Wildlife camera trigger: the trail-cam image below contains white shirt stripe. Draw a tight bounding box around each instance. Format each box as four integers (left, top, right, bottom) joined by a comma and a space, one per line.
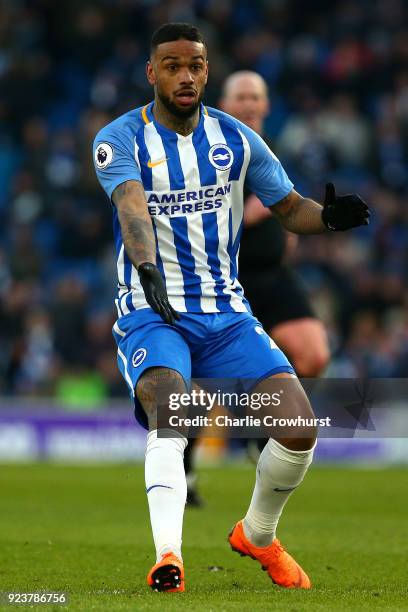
177, 134, 218, 312
153, 216, 187, 312
134, 137, 141, 170
144, 123, 170, 191
116, 244, 131, 315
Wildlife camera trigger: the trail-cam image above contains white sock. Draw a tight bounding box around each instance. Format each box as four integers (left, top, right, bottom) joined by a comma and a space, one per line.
244, 439, 315, 547
145, 429, 187, 562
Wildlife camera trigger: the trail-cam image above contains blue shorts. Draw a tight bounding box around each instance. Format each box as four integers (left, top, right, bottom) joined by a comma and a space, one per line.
113, 309, 295, 429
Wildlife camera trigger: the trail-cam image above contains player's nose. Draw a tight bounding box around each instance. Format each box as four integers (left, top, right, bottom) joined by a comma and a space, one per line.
178, 67, 194, 84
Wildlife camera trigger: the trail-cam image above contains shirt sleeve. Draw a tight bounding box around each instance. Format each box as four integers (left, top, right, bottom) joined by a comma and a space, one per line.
93, 129, 141, 201
240, 122, 294, 207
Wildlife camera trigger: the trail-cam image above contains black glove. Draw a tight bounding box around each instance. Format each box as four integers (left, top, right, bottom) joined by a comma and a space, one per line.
321, 182, 370, 231
138, 262, 180, 325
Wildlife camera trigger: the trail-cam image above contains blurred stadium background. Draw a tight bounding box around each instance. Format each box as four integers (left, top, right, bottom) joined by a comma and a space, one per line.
0, 0, 407, 465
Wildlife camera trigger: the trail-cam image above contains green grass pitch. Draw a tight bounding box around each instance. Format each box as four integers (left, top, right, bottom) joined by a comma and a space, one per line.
0, 462, 407, 611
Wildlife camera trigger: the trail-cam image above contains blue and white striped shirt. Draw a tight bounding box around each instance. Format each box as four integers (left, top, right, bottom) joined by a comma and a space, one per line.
93, 102, 293, 318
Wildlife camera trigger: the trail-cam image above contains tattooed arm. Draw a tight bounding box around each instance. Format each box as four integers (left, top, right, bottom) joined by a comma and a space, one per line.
112, 179, 156, 267
112, 179, 179, 324
271, 185, 370, 234
271, 190, 327, 234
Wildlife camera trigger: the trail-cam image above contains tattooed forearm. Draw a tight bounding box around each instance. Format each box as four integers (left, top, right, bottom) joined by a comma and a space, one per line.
119, 209, 156, 266
272, 192, 299, 228
271, 190, 326, 234
113, 180, 156, 267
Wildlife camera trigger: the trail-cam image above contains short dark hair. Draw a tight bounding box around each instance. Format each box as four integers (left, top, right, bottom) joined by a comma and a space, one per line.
150, 22, 206, 54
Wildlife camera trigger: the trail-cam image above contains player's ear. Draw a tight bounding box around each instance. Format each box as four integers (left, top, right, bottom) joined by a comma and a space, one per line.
146, 60, 156, 86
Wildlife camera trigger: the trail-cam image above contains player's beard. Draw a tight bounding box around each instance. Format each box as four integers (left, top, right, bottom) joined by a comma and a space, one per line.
157, 87, 204, 119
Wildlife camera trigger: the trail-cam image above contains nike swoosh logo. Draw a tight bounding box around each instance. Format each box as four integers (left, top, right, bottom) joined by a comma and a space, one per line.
273, 487, 296, 492
146, 484, 173, 494
147, 157, 169, 168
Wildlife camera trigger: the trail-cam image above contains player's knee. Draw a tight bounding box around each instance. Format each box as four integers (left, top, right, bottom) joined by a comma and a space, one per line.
278, 432, 316, 451
136, 367, 186, 415
281, 390, 317, 451
254, 374, 317, 449
278, 417, 317, 451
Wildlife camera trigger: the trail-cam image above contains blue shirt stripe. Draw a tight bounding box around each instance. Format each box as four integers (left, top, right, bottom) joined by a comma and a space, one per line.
219, 120, 245, 182
192, 119, 217, 186
122, 250, 135, 312
227, 210, 250, 309
201, 211, 230, 310
112, 207, 134, 314
152, 219, 166, 284
113, 209, 125, 315
169, 216, 203, 312
123, 251, 132, 287
112, 207, 123, 258
227, 208, 236, 280
135, 128, 152, 191
226, 209, 249, 306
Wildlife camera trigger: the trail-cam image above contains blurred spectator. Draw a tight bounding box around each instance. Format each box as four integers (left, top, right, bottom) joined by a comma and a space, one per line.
317, 94, 372, 167
50, 276, 89, 366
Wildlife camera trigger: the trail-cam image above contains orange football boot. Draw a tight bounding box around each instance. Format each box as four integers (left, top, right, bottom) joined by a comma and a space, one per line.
147, 552, 185, 592
228, 520, 311, 589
